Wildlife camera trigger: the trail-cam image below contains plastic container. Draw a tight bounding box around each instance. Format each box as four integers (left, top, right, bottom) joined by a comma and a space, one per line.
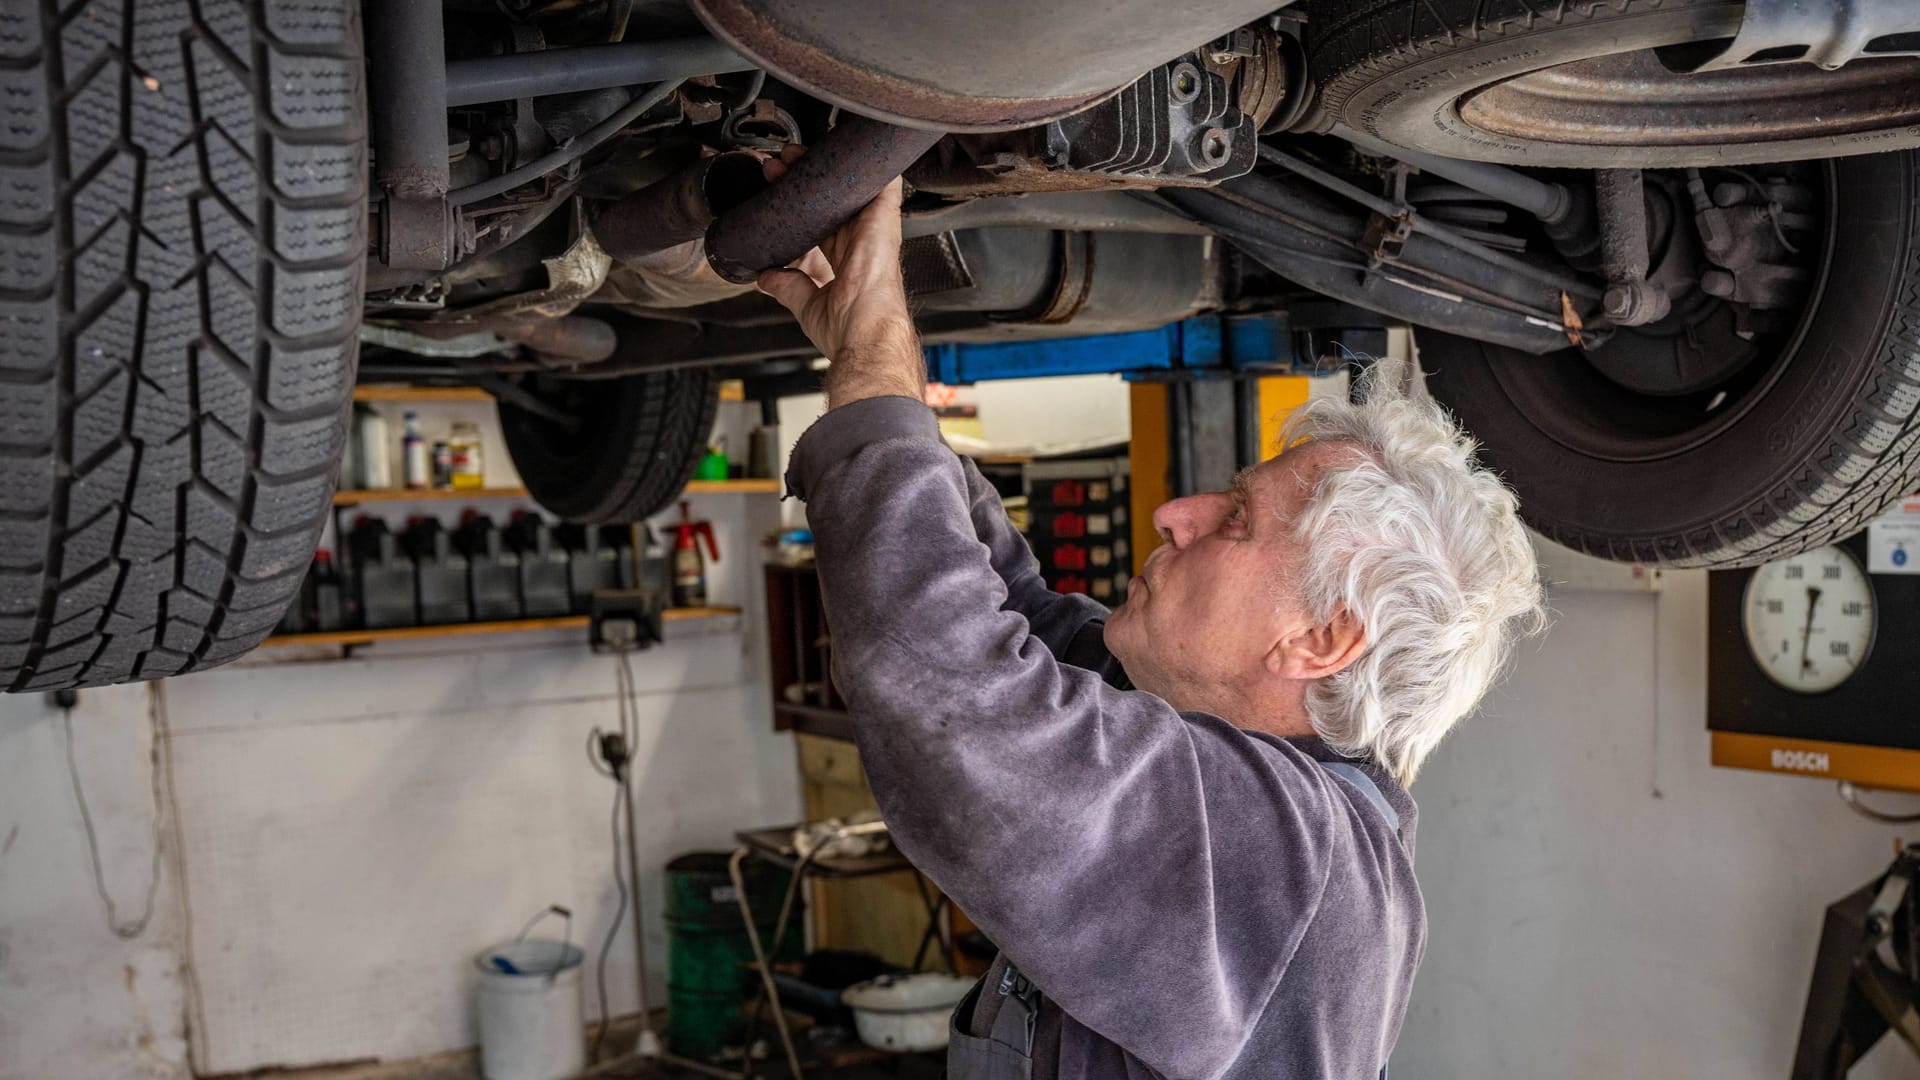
474, 939, 586, 1080
352, 405, 393, 489
403, 518, 471, 625
456, 514, 522, 620
450, 420, 485, 489
505, 514, 571, 617
841, 973, 974, 1052
402, 412, 429, 489
348, 519, 417, 628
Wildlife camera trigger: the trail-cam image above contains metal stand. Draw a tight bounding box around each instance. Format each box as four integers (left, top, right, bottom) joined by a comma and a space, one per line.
1793, 845, 1920, 1079
727, 822, 953, 1077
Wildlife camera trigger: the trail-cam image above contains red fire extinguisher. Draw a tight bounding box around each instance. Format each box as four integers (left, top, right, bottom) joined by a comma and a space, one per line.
670, 501, 719, 608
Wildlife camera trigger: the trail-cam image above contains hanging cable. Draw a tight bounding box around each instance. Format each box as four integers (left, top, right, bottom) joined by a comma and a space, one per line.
1839, 781, 1920, 823
60, 695, 163, 939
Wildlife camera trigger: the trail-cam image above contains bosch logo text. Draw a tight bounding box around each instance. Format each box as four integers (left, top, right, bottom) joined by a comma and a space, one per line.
1771, 749, 1830, 773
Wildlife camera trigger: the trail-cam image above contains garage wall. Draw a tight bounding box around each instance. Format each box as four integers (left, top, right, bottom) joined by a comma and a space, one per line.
1397, 568, 1920, 1080
0, 490, 802, 1078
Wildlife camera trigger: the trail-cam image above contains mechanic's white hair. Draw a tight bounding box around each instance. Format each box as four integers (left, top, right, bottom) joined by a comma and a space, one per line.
1278, 356, 1546, 785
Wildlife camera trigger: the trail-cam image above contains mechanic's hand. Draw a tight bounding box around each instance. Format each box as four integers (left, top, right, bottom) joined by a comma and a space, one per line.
756, 148, 925, 408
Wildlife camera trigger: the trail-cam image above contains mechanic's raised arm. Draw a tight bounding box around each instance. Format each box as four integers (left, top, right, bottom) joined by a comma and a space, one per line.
756, 165, 1111, 666
764, 180, 1336, 1079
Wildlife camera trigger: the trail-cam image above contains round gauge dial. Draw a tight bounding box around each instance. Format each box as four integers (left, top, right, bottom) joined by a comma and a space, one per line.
1742, 544, 1876, 694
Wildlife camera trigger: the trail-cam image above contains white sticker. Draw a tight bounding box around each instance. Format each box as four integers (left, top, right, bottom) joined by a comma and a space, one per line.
1868, 495, 1920, 573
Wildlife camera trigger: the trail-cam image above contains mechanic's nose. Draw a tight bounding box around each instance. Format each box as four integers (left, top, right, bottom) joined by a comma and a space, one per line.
1153, 493, 1226, 548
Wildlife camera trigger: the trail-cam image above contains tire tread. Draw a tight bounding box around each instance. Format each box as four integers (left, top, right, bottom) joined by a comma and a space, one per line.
0, 0, 363, 689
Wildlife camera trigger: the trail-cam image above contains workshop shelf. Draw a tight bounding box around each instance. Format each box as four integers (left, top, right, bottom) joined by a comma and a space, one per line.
332, 486, 532, 505
353, 381, 746, 402
333, 480, 776, 505
259, 607, 741, 649
351, 385, 494, 403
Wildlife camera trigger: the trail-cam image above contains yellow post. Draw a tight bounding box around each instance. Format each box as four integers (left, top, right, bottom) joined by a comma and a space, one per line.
1128, 375, 1317, 575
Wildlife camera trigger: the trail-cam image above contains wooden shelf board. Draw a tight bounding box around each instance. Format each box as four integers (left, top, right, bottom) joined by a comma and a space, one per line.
334, 487, 530, 505
683, 478, 780, 494
353, 385, 494, 403
259, 607, 740, 649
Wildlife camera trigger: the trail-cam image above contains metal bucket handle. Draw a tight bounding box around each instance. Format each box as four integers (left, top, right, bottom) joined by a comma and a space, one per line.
511, 903, 574, 985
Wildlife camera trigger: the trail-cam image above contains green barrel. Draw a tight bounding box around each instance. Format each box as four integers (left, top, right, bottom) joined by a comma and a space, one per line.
664, 852, 802, 1061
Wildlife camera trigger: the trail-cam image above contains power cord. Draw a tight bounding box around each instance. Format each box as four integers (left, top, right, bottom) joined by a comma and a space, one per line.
1839, 781, 1920, 824
587, 647, 659, 1063
55, 689, 163, 939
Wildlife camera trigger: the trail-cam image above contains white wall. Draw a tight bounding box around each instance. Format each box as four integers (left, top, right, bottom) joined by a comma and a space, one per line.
0, 485, 801, 1078
1397, 569, 1920, 1080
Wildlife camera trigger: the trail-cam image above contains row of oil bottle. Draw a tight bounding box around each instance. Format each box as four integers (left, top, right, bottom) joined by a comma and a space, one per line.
275, 504, 721, 635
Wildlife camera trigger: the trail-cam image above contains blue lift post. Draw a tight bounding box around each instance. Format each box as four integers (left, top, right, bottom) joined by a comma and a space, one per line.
921, 313, 1304, 385
922, 312, 1335, 500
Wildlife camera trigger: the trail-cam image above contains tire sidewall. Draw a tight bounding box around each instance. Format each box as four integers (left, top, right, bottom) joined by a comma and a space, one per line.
1311, 1, 1920, 167
1425, 150, 1916, 563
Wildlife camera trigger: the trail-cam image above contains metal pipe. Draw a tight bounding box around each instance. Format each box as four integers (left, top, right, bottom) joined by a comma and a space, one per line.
1255, 144, 1604, 300
592, 151, 767, 262
445, 36, 755, 107
1339, 127, 1571, 224
366, 0, 452, 269
448, 79, 685, 207
705, 114, 943, 284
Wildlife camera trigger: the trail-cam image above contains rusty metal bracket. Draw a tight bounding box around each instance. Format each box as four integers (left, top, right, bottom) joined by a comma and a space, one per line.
1678, 0, 1920, 72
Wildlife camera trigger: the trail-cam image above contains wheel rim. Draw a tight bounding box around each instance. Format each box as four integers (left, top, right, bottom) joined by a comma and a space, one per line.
1460, 49, 1920, 151
1488, 160, 1836, 464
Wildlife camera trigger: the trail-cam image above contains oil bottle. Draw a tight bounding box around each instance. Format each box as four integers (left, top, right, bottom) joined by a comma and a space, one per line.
668, 501, 718, 609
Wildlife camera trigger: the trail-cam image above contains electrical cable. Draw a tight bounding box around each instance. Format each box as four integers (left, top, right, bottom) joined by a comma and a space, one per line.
61, 699, 163, 939
1839, 781, 1920, 823
588, 652, 635, 1062
448, 79, 686, 207
590, 774, 630, 1061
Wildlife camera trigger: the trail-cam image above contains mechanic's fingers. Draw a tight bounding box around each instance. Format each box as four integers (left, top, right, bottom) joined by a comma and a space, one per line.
794, 247, 835, 286
761, 142, 808, 182
756, 267, 820, 315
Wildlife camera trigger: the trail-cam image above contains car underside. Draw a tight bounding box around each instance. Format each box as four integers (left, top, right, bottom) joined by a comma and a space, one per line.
9, 0, 1920, 688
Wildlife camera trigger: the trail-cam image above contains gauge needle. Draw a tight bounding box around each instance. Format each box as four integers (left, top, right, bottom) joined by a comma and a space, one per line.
1799, 586, 1823, 673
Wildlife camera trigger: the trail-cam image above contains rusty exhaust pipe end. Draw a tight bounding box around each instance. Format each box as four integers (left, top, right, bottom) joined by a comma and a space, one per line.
704, 114, 942, 284
593, 150, 770, 263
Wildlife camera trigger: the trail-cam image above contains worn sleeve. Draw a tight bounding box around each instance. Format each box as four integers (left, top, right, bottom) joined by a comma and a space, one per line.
955, 454, 1115, 669
787, 396, 1343, 1080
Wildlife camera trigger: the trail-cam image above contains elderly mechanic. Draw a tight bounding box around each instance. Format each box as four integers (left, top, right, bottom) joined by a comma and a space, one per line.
758, 176, 1545, 1080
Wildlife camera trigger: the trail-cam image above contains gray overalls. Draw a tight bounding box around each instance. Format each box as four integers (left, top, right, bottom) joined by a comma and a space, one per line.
945, 761, 1404, 1079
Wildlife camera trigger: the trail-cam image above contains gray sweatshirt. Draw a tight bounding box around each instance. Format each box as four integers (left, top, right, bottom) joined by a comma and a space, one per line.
786, 396, 1425, 1080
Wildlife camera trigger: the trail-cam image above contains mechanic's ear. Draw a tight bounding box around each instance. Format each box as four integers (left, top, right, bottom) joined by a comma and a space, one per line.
1269, 607, 1366, 681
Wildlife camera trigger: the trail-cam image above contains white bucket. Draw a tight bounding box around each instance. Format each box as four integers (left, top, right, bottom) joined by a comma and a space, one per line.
474, 939, 587, 1080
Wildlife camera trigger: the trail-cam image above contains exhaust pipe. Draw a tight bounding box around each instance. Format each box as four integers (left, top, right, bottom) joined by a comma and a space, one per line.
592, 150, 769, 262
703, 115, 941, 284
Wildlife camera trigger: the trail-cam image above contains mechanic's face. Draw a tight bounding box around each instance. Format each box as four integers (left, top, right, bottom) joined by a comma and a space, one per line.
1105, 441, 1365, 711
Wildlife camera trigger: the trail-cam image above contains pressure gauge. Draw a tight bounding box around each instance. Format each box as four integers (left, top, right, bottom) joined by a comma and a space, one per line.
1742, 544, 1877, 694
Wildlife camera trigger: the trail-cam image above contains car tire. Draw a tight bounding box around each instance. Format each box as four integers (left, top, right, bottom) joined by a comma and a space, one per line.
499, 369, 721, 523
0, 0, 365, 689
1422, 149, 1920, 569
1302, 0, 1920, 168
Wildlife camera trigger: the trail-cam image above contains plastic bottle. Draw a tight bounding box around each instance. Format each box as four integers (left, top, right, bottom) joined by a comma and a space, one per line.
431, 439, 453, 489
449, 420, 485, 489
353, 405, 392, 489
402, 411, 429, 489
669, 501, 719, 608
